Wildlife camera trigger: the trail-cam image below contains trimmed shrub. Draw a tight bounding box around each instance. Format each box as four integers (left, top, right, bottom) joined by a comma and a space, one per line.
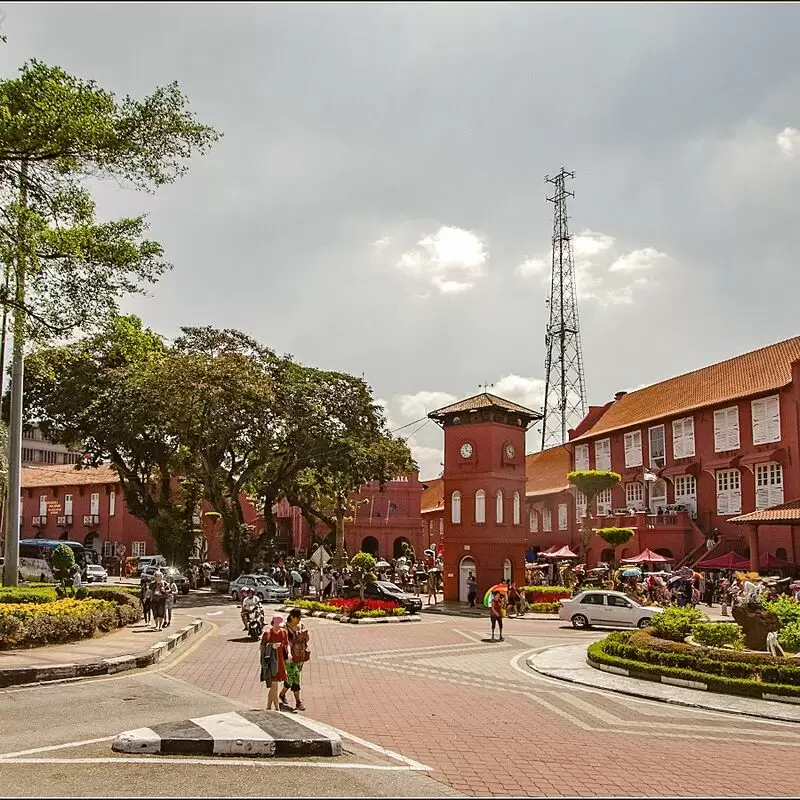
765, 596, 800, 629
522, 586, 571, 604
0, 587, 57, 605
86, 587, 142, 626
691, 622, 744, 649
293, 599, 339, 614
649, 606, 707, 641
528, 602, 560, 614
0, 598, 117, 649
778, 621, 800, 653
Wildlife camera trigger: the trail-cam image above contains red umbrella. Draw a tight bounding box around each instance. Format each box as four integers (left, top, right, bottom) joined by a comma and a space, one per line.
621, 548, 672, 564
760, 552, 796, 570
695, 551, 750, 570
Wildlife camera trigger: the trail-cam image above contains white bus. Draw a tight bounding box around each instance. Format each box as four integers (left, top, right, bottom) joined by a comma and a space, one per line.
18, 539, 88, 583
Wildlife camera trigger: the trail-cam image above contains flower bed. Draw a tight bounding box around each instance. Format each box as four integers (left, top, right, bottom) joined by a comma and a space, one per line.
588, 629, 800, 700
0, 587, 142, 649
291, 597, 405, 618
522, 586, 571, 604
528, 602, 560, 614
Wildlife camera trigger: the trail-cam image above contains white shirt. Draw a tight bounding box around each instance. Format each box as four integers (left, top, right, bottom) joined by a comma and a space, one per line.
242, 596, 260, 612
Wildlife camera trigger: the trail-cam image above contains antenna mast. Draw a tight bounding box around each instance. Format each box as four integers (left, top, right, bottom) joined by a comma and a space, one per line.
540, 167, 587, 449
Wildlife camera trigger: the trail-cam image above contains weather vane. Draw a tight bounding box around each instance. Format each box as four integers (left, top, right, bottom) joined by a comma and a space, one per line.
479, 381, 494, 392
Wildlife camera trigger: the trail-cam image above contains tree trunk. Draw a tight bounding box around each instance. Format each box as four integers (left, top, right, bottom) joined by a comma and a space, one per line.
334, 504, 347, 568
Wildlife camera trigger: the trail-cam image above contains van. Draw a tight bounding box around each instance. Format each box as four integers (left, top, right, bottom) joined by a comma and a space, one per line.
137, 555, 167, 575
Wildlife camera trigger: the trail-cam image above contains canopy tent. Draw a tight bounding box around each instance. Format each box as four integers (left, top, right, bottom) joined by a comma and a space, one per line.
543, 545, 579, 559
695, 551, 750, 570
759, 552, 796, 570
620, 548, 672, 564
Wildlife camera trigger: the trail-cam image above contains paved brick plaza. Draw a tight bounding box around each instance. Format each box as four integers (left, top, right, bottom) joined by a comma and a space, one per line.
167, 613, 800, 797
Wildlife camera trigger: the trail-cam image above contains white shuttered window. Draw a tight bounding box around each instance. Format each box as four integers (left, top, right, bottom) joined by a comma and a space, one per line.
624, 431, 642, 467
596, 488, 612, 516
716, 469, 741, 515
713, 407, 741, 452
542, 507, 552, 532
496, 490, 504, 524
574, 444, 590, 471
39, 495, 47, 517
451, 491, 461, 524
625, 482, 644, 510
595, 439, 611, 471
513, 492, 521, 525
529, 509, 538, 532
755, 462, 783, 510
109, 490, 116, 517
558, 503, 568, 530
90, 492, 100, 516
575, 491, 587, 520
672, 417, 696, 459
752, 395, 781, 445
648, 425, 666, 468
475, 490, 486, 524
674, 475, 697, 517
64, 494, 73, 516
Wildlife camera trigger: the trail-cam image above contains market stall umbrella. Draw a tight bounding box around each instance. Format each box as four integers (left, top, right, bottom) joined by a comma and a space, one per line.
622, 568, 642, 578
695, 551, 750, 570
375, 560, 390, 569
760, 552, 796, 570
621, 549, 672, 564
544, 546, 579, 559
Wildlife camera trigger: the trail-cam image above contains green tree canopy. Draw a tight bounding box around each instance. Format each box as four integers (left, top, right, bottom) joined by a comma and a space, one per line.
596, 527, 635, 549
568, 469, 621, 560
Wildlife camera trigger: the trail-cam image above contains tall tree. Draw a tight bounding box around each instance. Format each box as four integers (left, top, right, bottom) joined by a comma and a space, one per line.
0, 60, 220, 585
22, 316, 202, 566
568, 470, 621, 560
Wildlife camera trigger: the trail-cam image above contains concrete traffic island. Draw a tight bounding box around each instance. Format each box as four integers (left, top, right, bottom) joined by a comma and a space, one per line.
112, 710, 343, 757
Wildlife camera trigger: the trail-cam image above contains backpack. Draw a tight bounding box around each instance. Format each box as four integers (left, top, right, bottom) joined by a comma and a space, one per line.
290, 626, 310, 663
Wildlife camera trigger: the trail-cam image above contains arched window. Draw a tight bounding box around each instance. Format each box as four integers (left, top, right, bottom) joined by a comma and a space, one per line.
451, 491, 462, 524
496, 490, 504, 524
529, 509, 538, 532
475, 490, 486, 524
503, 559, 512, 582
513, 492, 521, 525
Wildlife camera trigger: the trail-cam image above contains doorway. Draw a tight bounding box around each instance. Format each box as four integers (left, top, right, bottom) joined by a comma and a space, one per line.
649, 479, 667, 514
459, 556, 476, 603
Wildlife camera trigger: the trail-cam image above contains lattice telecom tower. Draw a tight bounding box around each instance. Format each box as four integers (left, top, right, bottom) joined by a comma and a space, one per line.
540, 167, 587, 450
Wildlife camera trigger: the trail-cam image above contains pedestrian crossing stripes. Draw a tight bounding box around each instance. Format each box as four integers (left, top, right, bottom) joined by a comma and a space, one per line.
112, 711, 342, 757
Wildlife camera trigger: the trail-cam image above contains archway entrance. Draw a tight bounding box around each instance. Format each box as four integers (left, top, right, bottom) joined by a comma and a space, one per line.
393, 537, 411, 559
459, 556, 476, 603
361, 536, 379, 557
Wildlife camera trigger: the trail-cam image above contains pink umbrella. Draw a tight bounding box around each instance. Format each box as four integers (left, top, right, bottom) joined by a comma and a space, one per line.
620, 548, 672, 564
544, 545, 579, 559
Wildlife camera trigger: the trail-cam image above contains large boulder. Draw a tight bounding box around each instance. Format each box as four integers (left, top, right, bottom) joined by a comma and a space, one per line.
732, 601, 779, 651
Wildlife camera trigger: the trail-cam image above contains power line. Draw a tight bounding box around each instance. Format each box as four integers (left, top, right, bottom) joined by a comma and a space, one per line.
390, 416, 428, 434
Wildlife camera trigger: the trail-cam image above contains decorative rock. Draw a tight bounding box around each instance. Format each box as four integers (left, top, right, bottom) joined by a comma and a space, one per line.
732, 602, 779, 651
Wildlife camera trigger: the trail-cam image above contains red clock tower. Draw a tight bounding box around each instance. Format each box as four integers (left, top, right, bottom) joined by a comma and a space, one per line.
428, 393, 542, 602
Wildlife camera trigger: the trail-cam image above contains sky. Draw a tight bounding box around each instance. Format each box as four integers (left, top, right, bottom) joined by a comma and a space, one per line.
5, 3, 800, 479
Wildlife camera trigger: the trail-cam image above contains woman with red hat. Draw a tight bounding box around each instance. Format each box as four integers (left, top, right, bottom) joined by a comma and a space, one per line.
260, 615, 288, 710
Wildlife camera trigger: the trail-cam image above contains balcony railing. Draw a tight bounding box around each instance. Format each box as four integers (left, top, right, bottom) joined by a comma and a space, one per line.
594, 510, 694, 531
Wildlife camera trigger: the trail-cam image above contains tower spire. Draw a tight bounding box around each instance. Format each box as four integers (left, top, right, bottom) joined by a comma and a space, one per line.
540, 167, 587, 450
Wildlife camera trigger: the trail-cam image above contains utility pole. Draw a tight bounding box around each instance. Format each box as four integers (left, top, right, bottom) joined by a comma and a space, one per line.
540, 167, 587, 450
3, 160, 28, 587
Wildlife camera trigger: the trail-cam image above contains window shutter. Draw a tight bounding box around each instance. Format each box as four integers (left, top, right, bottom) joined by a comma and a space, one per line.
684, 418, 695, 457
475, 490, 485, 524
575, 445, 589, 471
451, 491, 461, 524
513, 492, 521, 525
672, 420, 683, 460
109, 490, 116, 517
752, 399, 766, 445
713, 410, 726, 452
496, 490, 504, 524
529, 509, 538, 532
39, 495, 47, 517
726, 408, 740, 450
576, 491, 587, 519
558, 503, 568, 530
64, 495, 73, 516
543, 508, 552, 531
730, 481, 741, 514
624, 434, 633, 467
766, 396, 781, 443
770, 479, 784, 507
90, 493, 100, 516
755, 482, 770, 511
716, 484, 729, 515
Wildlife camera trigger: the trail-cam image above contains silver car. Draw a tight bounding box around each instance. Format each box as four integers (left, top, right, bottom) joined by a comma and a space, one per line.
229, 574, 291, 603
85, 564, 108, 583
558, 590, 664, 630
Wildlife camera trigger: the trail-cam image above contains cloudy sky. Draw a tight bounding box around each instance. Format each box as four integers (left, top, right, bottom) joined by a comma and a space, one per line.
5, 3, 800, 478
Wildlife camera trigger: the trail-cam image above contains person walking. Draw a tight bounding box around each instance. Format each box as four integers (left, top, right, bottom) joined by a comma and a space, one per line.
279, 608, 310, 712
490, 592, 506, 642
164, 574, 178, 627
151, 572, 167, 631
467, 572, 477, 608
260, 616, 288, 711
426, 570, 438, 605
141, 582, 153, 625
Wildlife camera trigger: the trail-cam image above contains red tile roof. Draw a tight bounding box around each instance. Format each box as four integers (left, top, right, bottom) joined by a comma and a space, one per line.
572, 336, 800, 442
420, 479, 444, 514
428, 392, 541, 420
22, 464, 119, 488
730, 498, 800, 526
525, 446, 572, 498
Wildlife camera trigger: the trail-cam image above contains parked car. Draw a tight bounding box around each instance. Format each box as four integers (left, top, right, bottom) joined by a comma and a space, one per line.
136, 555, 167, 576
85, 564, 108, 583
558, 590, 664, 630
229, 574, 291, 603
345, 580, 423, 613
140, 566, 190, 595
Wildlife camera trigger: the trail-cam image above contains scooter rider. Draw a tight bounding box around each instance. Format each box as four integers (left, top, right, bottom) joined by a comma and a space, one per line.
241, 587, 262, 630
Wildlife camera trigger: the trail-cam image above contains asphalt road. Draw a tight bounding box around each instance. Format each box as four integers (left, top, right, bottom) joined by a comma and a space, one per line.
0, 595, 459, 798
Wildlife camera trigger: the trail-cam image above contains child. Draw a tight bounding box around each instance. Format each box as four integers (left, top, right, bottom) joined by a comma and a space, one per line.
260, 616, 288, 711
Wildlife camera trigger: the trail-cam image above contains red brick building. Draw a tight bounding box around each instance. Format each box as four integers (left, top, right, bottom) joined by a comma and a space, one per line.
422, 393, 541, 602
17, 464, 426, 567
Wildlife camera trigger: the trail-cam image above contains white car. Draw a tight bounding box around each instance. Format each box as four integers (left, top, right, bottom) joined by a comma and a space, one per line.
85, 564, 108, 583
558, 590, 664, 630
229, 574, 291, 603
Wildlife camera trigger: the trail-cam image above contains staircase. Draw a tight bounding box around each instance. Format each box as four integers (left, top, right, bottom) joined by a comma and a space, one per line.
676, 534, 745, 570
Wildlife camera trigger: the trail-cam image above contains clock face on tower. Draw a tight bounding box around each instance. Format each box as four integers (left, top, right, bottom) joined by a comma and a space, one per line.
460, 442, 474, 459
504, 444, 516, 460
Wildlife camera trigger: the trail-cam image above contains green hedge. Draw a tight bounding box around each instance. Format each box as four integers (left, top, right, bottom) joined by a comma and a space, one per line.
0, 587, 57, 605
594, 630, 800, 692
84, 587, 142, 626
587, 639, 800, 700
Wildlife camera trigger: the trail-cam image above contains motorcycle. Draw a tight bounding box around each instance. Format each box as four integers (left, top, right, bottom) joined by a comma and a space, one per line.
247, 605, 264, 640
